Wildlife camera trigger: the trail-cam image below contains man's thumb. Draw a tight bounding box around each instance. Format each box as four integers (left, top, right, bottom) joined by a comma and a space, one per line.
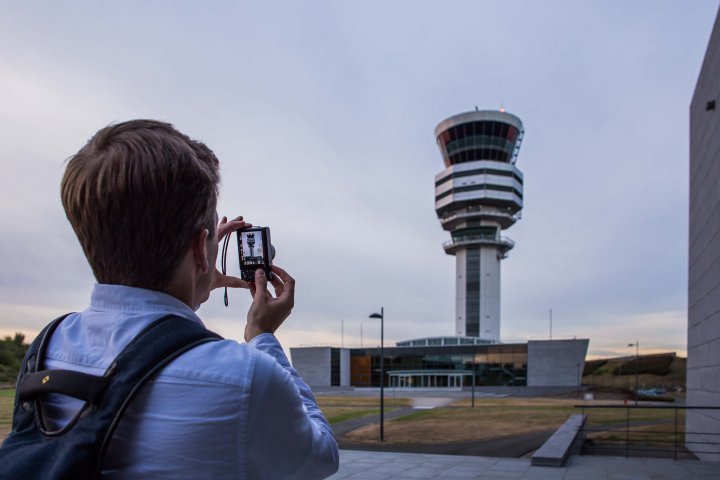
254, 268, 268, 292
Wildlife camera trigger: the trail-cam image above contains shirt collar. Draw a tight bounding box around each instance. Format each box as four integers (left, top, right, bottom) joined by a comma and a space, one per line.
89, 284, 205, 327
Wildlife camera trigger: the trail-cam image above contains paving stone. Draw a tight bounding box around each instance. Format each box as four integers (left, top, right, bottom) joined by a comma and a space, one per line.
606, 473, 652, 480
487, 459, 530, 472
475, 470, 525, 478
564, 470, 608, 480
440, 466, 482, 478
520, 469, 567, 479
332, 450, 720, 479
524, 465, 567, 477
342, 471, 394, 480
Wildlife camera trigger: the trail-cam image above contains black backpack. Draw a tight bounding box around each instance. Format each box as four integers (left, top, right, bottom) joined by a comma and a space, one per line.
0, 314, 222, 480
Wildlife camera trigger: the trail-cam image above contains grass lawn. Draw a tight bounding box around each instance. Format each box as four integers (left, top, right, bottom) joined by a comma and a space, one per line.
343, 397, 684, 445
583, 407, 685, 427
1, 391, 682, 447
317, 396, 410, 425
345, 398, 577, 445
588, 423, 685, 447
316, 396, 411, 408
0, 389, 14, 442
324, 408, 381, 424
0, 391, 406, 441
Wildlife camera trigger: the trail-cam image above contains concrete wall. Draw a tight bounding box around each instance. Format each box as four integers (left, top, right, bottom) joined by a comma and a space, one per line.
340, 348, 351, 387
479, 246, 501, 342
289, 347, 352, 387
289, 347, 331, 387
527, 340, 589, 387
455, 246, 502, 341
687, 7, 720, 461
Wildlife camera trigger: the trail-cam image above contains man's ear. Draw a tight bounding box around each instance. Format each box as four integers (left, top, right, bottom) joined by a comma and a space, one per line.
191, 228, 211, 273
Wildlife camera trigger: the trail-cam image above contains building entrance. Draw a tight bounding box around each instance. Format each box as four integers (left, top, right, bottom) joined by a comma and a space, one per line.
388, 370, 474, 388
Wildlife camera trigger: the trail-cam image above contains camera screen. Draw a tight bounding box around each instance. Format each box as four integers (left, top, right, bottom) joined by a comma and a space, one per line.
239, 231, 265, 268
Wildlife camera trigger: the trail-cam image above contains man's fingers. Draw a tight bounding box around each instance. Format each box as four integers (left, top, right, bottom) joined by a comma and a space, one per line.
217, 216, 252, 240
271, 265, 295, 298
217, 221, 249, 239
253, 269, 269, 301
271, 265, 290, 281
269, 273, 284, 297
216, 273, 250, 289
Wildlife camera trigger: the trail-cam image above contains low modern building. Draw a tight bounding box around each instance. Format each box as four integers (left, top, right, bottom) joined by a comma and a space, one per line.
291, 338, 588, 389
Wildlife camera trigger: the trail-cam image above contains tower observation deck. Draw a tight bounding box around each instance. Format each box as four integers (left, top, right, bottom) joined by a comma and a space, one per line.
434, 110, 524, 341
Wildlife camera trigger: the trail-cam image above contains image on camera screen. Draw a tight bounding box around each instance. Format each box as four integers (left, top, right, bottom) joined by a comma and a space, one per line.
240, 231, 265, 267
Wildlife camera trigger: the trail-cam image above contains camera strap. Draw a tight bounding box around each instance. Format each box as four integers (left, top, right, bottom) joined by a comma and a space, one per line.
221, 231, 232, 307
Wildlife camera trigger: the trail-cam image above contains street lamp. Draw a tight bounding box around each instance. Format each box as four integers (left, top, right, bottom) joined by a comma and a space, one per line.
576, 363, 581, 398
628, 341, 639, 406
369, 308, 384, 442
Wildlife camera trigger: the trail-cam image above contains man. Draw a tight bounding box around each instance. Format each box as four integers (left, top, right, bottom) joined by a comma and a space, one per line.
43, 119, 338, 478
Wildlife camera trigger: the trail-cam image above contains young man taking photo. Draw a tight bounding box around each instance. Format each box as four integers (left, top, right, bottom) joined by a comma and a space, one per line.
22, 119, 338, 479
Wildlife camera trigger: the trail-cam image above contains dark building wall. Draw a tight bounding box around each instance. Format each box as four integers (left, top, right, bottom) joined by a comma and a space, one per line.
687, 6, 720, 461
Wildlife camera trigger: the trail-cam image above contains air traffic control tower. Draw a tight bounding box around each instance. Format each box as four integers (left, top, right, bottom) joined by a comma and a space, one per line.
434, 110, 524, 342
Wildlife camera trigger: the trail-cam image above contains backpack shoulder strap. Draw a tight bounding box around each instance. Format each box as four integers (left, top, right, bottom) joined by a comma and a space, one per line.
12, 313, 73, 416
17, 313, 110, 406
94, 314, 223, 463
2, 314, 223, 480
23, 313, 73, 374
5, 313, 70, 431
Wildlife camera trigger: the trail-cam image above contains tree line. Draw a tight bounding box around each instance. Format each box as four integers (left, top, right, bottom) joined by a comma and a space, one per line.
0, 333, 27, 384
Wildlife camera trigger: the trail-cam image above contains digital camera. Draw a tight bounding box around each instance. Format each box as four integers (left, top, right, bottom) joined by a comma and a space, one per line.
237, 226, 275, 281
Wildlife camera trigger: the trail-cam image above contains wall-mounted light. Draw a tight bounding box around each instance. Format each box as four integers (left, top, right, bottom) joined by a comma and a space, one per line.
707, 100, 716, 111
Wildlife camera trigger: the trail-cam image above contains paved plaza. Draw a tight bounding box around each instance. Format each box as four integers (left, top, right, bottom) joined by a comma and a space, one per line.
329, 450, 720, 479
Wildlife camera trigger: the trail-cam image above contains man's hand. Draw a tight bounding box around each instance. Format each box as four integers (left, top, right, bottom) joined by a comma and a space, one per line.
245, 266, 295, 342
213, 215, 251, 291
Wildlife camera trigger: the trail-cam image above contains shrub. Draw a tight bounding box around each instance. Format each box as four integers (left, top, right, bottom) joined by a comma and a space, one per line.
0, 334, 28, 384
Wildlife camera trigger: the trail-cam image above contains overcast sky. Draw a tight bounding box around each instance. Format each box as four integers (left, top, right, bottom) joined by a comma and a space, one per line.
1, 1, 718, 359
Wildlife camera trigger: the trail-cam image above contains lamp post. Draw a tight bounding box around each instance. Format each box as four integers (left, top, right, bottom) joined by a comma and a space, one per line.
576, 363, 581, 398
471, 367, 476, 408
628, 341, 639, 406
369, 308, 384, 442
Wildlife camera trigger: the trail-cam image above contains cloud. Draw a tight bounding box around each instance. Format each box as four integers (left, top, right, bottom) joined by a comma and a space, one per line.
0, 1, 715, 359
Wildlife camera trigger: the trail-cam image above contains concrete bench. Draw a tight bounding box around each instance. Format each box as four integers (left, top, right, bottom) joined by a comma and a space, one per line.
531, 414, 587, 467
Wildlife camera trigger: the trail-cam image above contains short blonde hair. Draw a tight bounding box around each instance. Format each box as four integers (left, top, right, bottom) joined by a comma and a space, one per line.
61, 120, 220, 290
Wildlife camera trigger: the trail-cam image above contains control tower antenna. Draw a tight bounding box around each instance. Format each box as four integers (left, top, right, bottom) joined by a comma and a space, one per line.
433, 110, 525, 342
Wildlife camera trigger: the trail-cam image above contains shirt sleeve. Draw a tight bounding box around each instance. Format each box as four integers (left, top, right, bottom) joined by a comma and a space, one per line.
246, 333, 339, 480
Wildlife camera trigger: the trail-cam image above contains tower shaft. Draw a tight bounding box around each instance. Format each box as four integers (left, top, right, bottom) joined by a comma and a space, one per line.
455, 245, 501, 339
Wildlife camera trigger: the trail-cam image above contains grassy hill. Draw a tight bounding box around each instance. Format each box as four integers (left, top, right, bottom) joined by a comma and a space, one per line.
583, 353, 685, 392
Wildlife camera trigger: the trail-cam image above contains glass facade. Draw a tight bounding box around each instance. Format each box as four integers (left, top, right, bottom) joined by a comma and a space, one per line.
435, 168, 523, 187
466, 248, 481, 336
435, 183, 523, 202
349, 343, 528, 388
330, 348, 341, 386
395, 336, 493, 347
436, 121, 521, 167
